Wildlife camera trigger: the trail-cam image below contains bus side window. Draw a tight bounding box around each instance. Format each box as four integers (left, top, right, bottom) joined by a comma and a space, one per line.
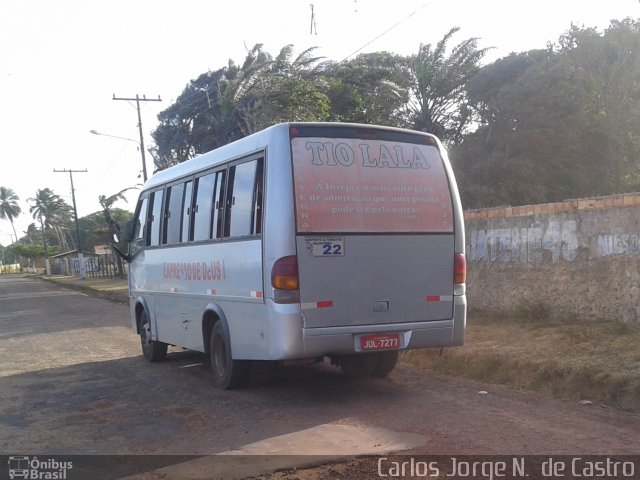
193, 173, 215, 242
131, 197, 149, 253
226, 158, 263, 238
149, 189, 164, 247
181, 180, 193, 243
164, 183, 185, 245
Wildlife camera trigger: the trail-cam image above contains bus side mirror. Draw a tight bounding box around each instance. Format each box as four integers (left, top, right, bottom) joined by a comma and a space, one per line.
124, 220, 135, 243
110, 222, 122, 243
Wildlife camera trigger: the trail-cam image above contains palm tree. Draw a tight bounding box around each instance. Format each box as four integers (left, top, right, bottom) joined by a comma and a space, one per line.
215, 44, 274, 142
406, 27, 491, 144
0, 186, 22, 242
99, 186, 137, 243
29, 188, 71, 274
98, 186, 137, 211
29, 188, 70, 236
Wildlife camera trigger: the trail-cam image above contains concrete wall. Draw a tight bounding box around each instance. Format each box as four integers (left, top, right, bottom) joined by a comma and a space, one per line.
465, 193, 640, 322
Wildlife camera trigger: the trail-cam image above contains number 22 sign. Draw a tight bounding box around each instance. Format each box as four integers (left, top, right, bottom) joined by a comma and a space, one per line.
306, 237, 345, 257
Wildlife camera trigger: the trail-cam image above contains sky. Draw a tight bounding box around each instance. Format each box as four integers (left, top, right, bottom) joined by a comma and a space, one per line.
0, 0, 638, 247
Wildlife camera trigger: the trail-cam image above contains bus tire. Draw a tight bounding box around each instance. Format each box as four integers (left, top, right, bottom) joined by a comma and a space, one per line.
210, 321, 250, 390
140, 309, 167, 362
373, 351, 399, 377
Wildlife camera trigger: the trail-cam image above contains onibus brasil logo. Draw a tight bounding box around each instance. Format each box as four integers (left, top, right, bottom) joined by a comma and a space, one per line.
8, 456, 73, 479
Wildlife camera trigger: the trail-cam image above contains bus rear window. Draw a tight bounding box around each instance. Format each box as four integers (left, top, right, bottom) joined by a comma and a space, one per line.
291, 136, 453, 234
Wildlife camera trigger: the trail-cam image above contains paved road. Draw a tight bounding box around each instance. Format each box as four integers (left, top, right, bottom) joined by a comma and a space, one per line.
1, 275, 639, 476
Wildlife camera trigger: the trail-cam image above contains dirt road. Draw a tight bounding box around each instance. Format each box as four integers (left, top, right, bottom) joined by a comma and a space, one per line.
1, 275, 639, 478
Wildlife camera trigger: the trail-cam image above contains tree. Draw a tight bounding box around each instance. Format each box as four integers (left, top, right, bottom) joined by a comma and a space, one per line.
0, 187, 21, 242
254, 45, 329, 128
25, 223, 39, 244
454, 20, 640, 208
78, 209, 132, 251
323, 52, 411, 126
29, 188, 72, 273
555, 19, 640, 192
453, 49, 565, 207
98, 187, 137, 211
152, 37, 493, 167
464, 49, 551, 127
9, 243, 46, 266
152, 44, 330, 170
152, 45, 275, 169
405, 27, 491, 144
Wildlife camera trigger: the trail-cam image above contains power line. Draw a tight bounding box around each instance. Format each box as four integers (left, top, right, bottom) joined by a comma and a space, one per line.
338, 3, 428, 64
112, 94, 162, 181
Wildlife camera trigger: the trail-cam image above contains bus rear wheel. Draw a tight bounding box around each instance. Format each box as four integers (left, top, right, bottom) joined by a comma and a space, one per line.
140, 310, 167, 362
372, 351, 399, 377
209, 321, 250, 390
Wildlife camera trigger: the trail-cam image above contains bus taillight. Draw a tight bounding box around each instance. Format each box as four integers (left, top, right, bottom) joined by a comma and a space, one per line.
454, 253, 466, 285
272, 255, 299, 290
272, 256, 300, 304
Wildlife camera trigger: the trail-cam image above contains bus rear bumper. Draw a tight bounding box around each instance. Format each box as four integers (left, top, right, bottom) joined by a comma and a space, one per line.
267, 295, 467, 360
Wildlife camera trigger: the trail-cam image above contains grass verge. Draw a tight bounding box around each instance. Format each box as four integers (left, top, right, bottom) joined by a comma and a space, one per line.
401, 311, 640, 411
38, 274, 129, 304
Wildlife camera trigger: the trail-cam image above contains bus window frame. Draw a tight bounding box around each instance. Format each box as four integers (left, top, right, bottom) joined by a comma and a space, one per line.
130, 194, 150, 256
129, 150, 266, 254
222, 154, 264, 240
163, 180, 189, 246
148, 188, 165, 247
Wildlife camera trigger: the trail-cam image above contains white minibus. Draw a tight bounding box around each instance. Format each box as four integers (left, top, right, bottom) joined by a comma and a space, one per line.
123, 122, 466, 389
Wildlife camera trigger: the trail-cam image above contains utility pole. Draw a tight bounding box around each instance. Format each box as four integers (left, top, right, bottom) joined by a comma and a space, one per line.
112, 94, 162, 182
54, 168, 88, 279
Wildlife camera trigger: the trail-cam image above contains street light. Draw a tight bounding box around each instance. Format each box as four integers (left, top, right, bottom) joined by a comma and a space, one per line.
90, 129, 148, 181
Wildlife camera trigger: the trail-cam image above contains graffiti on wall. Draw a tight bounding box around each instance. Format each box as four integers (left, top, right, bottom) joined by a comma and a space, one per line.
597, 234, 640, 256
467, 220, 578, 264
469, 219, 640, 263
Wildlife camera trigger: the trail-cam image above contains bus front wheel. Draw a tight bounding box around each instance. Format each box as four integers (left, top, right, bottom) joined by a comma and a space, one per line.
209, 321, 250, 390
140, 310, 167, 362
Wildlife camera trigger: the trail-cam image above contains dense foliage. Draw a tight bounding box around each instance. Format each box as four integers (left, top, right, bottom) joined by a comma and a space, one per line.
151, 30, 489, 168
151, 21, 640, 210
453, 19, 640, 208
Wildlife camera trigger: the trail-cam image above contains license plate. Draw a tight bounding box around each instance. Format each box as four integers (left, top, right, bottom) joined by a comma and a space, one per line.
360, 333, 401, 351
